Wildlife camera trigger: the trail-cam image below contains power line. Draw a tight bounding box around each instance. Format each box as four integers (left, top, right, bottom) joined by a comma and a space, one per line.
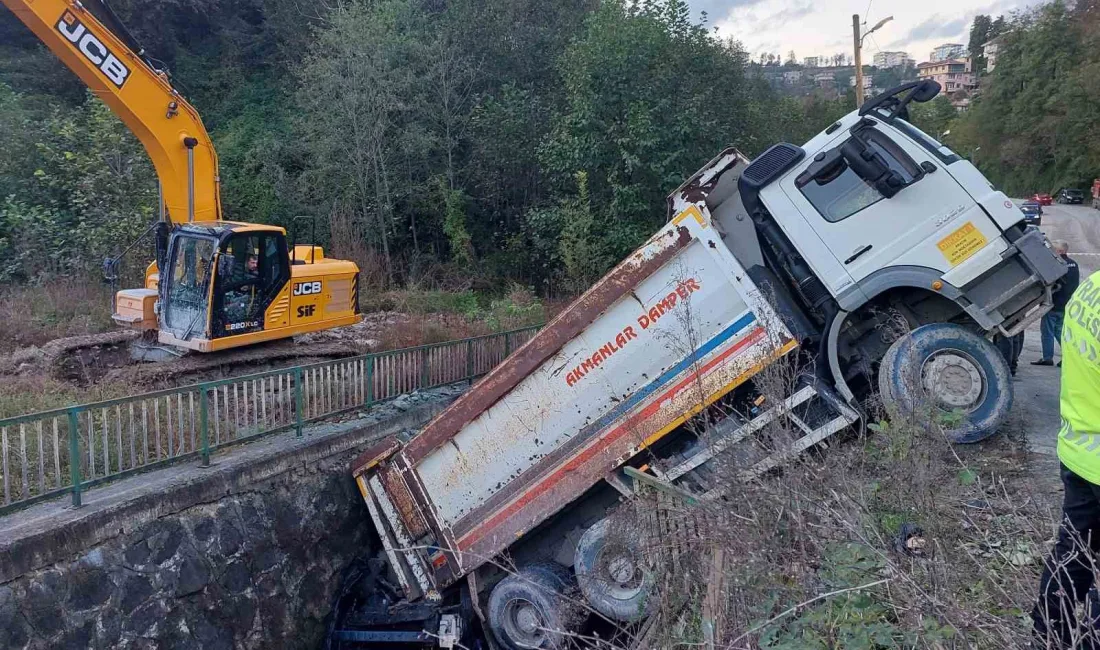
863, 0, 874, 25
869, 33, 883, 58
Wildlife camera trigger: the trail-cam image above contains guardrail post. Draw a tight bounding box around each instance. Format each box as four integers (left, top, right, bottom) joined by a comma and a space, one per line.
199, 386, 210, 467
420, 347, 429, 389
466, 339, 474, 384
365, 356, 374, 411
504, 332, 512, 358
294, 367, 304, 438
67, 408, 82, 508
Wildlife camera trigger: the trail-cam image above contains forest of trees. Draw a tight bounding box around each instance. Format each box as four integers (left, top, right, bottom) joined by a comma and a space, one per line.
4, 0, 1093, 295
0, 0, 848, 292
946, 0, 1100, 196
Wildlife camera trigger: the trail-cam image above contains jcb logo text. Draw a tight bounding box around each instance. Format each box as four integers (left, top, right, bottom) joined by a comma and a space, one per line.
56, 13, 130, 88
293, 281, 322, 296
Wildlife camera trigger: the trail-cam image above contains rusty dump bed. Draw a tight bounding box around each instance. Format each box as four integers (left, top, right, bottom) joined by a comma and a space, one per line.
351, 150, 803, 600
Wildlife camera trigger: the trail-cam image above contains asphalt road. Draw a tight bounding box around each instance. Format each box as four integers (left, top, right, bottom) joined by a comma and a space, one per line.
1008, 203, 1099, 479
1038, 202, 1100, 278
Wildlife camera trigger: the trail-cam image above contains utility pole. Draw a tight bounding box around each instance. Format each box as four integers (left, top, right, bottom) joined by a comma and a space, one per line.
852, 14, 864, 108
852, 14, 893, 109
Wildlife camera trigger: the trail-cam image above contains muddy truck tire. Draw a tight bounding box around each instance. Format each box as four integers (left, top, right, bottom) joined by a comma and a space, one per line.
878, 323, 1013, 443
574, 518, 654, 622
487, 564, 580, 650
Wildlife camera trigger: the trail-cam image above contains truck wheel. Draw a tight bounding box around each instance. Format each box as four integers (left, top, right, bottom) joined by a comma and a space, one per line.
487, 564, 578, 650
574, 518, 653, 622
878, 323, 1012, 443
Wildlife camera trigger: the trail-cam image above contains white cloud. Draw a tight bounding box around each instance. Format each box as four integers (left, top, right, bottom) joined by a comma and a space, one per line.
692, 0, 1037, 63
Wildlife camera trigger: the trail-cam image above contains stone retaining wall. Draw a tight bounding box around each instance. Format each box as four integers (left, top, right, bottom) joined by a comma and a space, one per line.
0, 394, 454, 649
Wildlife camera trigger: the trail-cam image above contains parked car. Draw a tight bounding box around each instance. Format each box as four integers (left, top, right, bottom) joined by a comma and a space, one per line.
1032, 192, 1053, 206
1020, 201, 1043, 226
1057, 188, 1085, 204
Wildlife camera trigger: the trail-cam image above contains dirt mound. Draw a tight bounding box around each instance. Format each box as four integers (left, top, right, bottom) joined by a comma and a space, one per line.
292, 311, 404, 348
0, 330, 140, 379
0, 309, 482, 399
0, 313, 395, 392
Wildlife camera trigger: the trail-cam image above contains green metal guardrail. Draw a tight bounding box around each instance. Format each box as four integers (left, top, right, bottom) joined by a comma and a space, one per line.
0, 325, 540, 516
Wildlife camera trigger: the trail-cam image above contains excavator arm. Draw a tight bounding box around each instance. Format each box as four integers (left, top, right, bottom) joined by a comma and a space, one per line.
1, 0, 221, 223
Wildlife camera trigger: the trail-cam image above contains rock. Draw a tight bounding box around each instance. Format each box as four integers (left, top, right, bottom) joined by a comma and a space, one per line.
124, 538, 153, 566
120, 574, 154, 615
149, 519, 186, 565
67, 565, 112, 610
220, 560, 251, 594
0, 586, 30, 649
392, 394, 413, 412
125, 599, 166, 636
21, 579, 64, 636
174, 556, 212, 597
59, 621, 94, 649
80, 548, 106, 567
192, 516, 216, 546
217, 519, 243, 557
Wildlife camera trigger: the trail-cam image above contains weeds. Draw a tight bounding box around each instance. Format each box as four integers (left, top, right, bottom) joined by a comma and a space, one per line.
0, 278, 115, 354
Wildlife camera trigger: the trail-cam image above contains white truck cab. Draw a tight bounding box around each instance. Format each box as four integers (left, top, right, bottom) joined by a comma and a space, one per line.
692, 80, 1065, 437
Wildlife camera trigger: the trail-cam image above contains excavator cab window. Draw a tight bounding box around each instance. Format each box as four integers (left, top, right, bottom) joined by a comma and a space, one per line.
162, 234, 216, 338
211, 232, 289, 338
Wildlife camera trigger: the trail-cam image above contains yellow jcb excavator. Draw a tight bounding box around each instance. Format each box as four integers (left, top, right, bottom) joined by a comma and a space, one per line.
2, 0, 362, 353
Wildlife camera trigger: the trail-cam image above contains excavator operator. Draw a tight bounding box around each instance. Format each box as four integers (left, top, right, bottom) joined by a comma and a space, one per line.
222, 252, 260, 324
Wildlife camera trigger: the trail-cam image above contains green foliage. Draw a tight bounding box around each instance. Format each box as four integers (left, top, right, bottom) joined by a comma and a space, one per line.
968, 14, 1006, 75
909, 96, 958, 142
0, 87, 154, 282
558, 172, 612, 290
0, 0, 863, 293
758, 543, 955, 649
366, 285, 545, 331
540, 0, 768, 254
950, 1, 1100, 195
435, 177, 475, 266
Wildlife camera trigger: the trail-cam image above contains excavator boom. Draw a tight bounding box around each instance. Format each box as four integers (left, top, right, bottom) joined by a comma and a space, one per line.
1, 0, 221, 223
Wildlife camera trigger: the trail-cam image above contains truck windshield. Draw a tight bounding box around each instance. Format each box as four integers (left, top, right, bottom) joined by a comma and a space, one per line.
875, 110, 961, 165
163, 234, 216, 338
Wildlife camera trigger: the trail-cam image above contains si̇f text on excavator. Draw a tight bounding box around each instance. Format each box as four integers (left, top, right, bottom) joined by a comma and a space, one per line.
2, 0, 362, 353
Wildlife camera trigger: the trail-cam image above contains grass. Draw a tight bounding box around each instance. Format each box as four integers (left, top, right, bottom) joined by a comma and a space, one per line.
0, 278, 116, 354
0, 375, 132, 420
362, 283, 549, 329
366, 284, 552, 350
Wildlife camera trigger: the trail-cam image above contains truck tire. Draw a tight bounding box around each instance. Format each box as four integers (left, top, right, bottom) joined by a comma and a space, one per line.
574, 518, 654, 622
878, 323, 1012, 444
487, 564, 579, 650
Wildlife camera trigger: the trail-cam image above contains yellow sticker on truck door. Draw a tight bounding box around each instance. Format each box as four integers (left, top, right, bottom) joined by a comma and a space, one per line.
937, 221, 988, 266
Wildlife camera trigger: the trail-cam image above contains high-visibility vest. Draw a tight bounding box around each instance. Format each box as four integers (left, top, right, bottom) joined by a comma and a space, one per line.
1057, 271, 1100, 484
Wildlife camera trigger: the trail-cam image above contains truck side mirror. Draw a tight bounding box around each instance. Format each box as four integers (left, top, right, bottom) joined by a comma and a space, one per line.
840, 138, 906, 199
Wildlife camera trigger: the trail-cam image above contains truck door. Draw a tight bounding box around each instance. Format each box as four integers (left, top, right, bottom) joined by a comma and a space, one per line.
780, 120, 984, 291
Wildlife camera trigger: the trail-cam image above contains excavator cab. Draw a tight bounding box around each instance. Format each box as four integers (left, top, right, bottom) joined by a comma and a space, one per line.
115, 221, 361, 353
154, 222, 287, 350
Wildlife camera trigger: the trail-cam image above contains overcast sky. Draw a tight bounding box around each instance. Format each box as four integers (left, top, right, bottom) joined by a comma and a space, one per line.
686, 0, 1038, 63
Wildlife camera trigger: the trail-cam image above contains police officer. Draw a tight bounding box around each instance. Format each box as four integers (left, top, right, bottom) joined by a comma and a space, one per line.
1033, 269, 1100, 647
1034, 241, 1080, 367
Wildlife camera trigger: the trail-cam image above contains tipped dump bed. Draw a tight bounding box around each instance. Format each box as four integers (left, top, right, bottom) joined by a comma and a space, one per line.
351, 150, 806, 595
